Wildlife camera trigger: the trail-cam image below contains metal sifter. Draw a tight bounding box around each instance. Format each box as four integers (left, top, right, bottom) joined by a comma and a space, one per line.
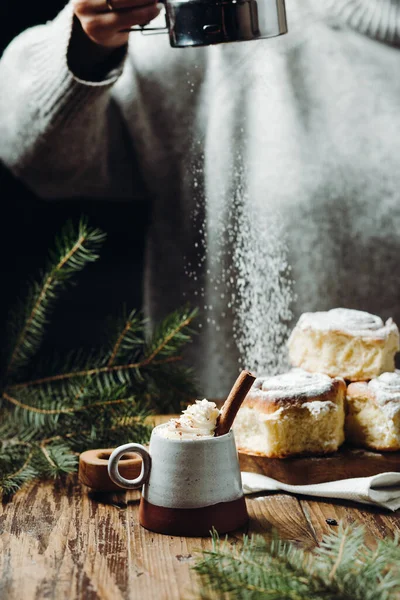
130, 0, 287, 48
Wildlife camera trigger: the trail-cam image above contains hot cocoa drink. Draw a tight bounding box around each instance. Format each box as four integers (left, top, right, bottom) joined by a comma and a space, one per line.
108, 371, 255, 536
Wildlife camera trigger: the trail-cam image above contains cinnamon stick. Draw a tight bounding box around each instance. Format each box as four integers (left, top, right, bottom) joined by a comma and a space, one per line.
214, 370, 256, 437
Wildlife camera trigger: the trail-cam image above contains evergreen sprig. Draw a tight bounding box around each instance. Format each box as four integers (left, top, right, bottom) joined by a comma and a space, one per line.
0, 217, 199, 497
5, 218, 106, 379
194, 525, 400, 600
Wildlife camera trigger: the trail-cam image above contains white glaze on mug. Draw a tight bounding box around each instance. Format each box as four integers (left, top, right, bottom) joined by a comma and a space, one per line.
143, 424, 243, 509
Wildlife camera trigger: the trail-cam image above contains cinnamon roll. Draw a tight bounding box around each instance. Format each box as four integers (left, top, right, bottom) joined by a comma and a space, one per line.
288, 308, 399, 381
233, 369, 346, 458
346, 372, 400, 451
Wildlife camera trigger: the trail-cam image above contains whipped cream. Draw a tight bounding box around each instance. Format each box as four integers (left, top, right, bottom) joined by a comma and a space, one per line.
160, 399, 220, 440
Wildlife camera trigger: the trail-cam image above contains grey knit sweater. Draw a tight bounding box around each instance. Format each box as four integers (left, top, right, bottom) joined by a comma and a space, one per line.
1, 0, 400, 397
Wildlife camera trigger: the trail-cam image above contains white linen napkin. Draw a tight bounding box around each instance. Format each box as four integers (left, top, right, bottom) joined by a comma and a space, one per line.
241, 471, 400, 511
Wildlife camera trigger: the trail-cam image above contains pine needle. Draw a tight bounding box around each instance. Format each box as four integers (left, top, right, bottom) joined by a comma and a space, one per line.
5, 217, 106, 378
0, 218, 199, 498
193, 527, 400, 600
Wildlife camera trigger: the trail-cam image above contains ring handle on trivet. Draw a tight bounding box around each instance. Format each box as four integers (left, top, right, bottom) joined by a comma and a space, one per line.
108, 443, 151, 490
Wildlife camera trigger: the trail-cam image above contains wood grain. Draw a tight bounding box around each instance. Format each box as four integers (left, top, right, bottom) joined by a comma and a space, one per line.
299, 497, 400, 549
239, 446, 400, 485
1, 414, 399, 600
79, 449, 142, 492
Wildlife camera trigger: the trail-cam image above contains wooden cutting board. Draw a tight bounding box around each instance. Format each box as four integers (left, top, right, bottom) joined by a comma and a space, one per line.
238, 445, 400, 485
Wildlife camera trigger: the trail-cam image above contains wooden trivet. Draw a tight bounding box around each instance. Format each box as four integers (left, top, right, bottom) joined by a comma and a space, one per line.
79, 448, 142, 492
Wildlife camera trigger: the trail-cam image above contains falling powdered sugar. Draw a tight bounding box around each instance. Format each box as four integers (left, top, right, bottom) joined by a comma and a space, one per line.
185, 155, 296, 377
231, 186, 295, 374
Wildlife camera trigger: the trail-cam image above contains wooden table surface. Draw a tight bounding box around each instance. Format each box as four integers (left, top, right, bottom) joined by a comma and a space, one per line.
1, 416, 400, 600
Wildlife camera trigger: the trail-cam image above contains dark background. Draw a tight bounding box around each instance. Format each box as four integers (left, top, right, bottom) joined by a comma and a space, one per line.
0, 1, 149, 361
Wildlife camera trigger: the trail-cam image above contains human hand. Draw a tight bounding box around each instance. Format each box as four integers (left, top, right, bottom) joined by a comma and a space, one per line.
72, 0, 162, 48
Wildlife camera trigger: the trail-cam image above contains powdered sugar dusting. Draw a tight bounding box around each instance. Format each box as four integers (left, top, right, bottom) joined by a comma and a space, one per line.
369, 371, 400, 419
231, 185, 295, 375
296, 308, 398, 340
305, 400, 337, 417
252, 369, 334, 401
185, 152, 295, 379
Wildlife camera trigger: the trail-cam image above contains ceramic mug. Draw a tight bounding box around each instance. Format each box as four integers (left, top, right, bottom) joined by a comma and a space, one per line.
107, 423, 248, 536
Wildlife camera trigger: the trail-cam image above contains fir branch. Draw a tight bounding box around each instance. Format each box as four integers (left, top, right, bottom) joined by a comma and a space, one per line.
0, 445, 37, 497
5, 218, 106, 378
143, 362, 200, 413
8, 355, 183, 391
328, 533, 346, 581
2, 384, 152, 440
144, 306, 199, 363
3, 390, 146, 416
40, 443, 57, 469
38, 442, 78, 477
107, 309, 144, 367
3, 391, 66, 415
193, 527, 400, 600
0, 217, 199, 497
376, 534, 400, 567
315, 524, 364, 582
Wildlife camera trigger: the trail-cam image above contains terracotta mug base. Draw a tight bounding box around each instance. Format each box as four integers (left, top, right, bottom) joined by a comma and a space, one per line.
139, 496, 249, 537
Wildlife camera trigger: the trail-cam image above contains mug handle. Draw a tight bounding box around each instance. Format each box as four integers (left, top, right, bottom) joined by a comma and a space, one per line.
108, 443, 151, 490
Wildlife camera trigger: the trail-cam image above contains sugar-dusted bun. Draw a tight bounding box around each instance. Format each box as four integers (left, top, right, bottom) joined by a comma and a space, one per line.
288, 308, 399, 381
233, 369, 346, 458
346, 372, 400, 451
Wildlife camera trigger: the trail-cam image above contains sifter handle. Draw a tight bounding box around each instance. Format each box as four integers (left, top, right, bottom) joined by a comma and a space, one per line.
124, 3, 169, 35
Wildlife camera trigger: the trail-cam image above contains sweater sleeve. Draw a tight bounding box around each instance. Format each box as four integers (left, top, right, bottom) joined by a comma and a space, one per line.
0, 2, 142, 200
